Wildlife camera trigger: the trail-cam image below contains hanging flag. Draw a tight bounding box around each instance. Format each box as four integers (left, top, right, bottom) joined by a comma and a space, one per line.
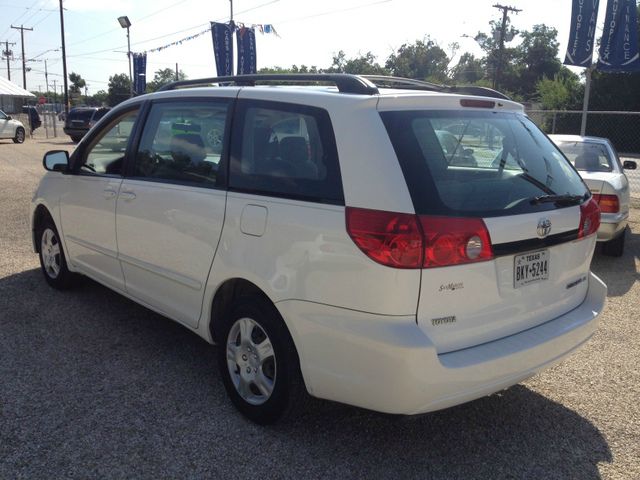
564, 0, 600, 66
597, 0, 640, 72
133, 53, 147, 95
236, 27, 257, 75
211, 22, 234, 76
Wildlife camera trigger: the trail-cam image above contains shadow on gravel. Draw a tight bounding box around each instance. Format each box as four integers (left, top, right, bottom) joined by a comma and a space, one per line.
0, 269, 611, 479
591, 227, 639, 297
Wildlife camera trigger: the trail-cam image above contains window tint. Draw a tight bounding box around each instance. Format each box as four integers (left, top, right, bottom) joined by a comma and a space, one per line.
230, 101, 343, 204
70, 109, 95, 121
554, 141, 613, 172
381, 110, 589, 217
133, 101, 228, 186
80, 110, 138, 175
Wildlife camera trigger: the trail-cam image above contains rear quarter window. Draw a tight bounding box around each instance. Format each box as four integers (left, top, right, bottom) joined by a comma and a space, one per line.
380, 110, 589, 217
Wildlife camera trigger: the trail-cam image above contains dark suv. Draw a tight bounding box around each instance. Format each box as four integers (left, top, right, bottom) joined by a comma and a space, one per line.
63, 107, 110, 142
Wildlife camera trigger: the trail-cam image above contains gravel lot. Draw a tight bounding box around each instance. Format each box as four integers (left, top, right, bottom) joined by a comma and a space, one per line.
1, 136, 639, 479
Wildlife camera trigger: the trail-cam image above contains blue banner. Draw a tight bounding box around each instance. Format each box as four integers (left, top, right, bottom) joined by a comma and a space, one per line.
211, 22, 234, 76
132, 53, 147, 95
236, 27, 257, 75
597, 0, 640, 72
564, 0, 600, 66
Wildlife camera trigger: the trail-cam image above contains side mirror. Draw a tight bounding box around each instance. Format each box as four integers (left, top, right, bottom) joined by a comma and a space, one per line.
43, 150, 70, 172
623, 160, 637, 170
6, 115, 12, 120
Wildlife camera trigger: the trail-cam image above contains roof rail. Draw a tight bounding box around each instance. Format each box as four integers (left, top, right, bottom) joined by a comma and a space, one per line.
361, 75, 512, 101
158, 73, 379, 95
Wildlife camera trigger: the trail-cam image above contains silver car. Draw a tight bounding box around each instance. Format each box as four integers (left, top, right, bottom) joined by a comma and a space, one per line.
550, 134, 637, 256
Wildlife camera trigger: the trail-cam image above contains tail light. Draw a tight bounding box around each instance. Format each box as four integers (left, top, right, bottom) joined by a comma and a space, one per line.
578, 197, 601, 238
592, 194, 619, 213
419, 216, 493, 268
346, 207, 493, 269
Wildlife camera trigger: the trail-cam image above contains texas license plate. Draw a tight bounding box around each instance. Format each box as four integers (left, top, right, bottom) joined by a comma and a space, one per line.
514, 250, 549, 288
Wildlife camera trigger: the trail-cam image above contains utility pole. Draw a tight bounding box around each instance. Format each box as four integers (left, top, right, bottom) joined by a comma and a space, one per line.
492, 4, 521, 90
59, 0, 70, 115
175, 63, 179, 81
230, 0, 234, 22
2, 41, 16, 81
44, 59, 49, 92
10, 25, 33, 90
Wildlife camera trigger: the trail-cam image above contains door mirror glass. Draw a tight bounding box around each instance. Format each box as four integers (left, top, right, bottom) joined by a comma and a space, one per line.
43, 150, 69, 172
623, 160, 637, 170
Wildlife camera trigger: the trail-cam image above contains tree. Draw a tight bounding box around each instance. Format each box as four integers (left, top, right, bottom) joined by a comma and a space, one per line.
473, 19, 519, 91
68, 72, 86, 95
536, 68, 583, 110
326, 51, 388, 75
515, 25, 562, 100
107, 73, 131, 106
91, 90, 108, 106
450, 53, 484, 84
146, 68, 187, 92
385, 38, 450, 83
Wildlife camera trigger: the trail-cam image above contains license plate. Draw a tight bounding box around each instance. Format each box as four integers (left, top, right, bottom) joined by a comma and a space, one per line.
514, 249, 549, 288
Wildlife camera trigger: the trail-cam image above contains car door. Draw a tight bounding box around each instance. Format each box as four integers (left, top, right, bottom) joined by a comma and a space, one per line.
0, 111, 10, 138
59, 108, 140, 291
115, 97, 232, 328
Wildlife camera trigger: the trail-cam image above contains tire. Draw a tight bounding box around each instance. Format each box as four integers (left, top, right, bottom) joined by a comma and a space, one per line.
37, 216, 74, 289
602, 228, 626, 257
217, 295, 306, 424
12, 127, 25, 144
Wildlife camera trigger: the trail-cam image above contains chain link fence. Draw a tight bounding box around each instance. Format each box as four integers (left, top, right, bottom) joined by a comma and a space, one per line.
526, 110, 640, 198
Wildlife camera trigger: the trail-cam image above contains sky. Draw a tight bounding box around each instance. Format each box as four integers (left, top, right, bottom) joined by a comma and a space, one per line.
0, 0, 621, 95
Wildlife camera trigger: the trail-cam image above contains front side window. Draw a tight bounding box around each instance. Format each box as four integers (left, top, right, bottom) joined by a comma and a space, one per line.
381, 110, 589, 217
133, 100, 229, 186
79, 110, 138, 176
229, 101, 343, 204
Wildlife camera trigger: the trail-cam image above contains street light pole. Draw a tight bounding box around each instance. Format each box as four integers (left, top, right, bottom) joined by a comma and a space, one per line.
118, 16, 133, 97
59, 0, 69, 115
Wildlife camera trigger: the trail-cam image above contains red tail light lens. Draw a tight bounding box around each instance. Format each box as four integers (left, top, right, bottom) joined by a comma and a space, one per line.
346, 208, 493, 269
346, 207, 423, 268
419, 216, 493, 268
578, 197, 601, 238
592, 194, 619, 213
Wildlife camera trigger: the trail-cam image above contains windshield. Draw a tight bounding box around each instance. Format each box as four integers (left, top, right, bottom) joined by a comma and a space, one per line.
553, 141, 613, 172
380, 110, 589, 217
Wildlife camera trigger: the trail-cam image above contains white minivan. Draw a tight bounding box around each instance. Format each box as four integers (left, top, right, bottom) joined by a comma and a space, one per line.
31, 74, 606, 424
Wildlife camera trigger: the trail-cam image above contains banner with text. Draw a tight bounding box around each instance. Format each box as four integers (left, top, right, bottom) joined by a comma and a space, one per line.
133, 53, 147, 95
597, 0, 640, 72
564, 0, 600, 66
236, 27, 257, 75
211, 22, 234, 76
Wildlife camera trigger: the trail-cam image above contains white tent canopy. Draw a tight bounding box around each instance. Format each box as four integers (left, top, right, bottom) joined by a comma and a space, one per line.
0, 76, 35, 113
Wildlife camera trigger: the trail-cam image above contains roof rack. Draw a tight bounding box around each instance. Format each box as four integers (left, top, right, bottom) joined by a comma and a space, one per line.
361, 75, 511, 101
158, 73, 379, 95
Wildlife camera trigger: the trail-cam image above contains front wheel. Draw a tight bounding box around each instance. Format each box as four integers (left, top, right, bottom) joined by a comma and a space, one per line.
217, 295, 306, 424
12, 127, 25, 144
37, 218, 74, 289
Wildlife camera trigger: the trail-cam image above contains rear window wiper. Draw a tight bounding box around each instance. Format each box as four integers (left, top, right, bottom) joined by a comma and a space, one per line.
530, 194, 585, 206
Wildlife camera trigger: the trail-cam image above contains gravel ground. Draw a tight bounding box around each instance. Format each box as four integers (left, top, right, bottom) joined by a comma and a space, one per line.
1, 136, 639, 479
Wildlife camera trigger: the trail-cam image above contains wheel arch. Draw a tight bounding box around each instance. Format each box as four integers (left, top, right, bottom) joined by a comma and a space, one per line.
32, 203, 54, 253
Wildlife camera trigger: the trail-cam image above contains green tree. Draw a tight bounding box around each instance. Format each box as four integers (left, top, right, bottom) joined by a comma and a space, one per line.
515, 25, 562, 100
146, 68, 187, 92
326, 51, 388, 75
91, 90, 108, 106
473, 19, 519, 91
68, 72, 86, 95
385, 38, 450, 83
450, 53, 484, 84
107, 73, 131, 106
536, 68, 583, 110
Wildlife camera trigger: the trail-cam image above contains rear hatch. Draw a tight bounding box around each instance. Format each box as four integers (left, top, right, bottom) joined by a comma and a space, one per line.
379, 97, 599, 353
66, 109, 95, 129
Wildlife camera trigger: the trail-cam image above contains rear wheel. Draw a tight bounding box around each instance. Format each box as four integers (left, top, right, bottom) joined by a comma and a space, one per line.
217, 295, 306, 424
37, 217, 74, 289
602, 228, 626, 257
12, 127, 25, 144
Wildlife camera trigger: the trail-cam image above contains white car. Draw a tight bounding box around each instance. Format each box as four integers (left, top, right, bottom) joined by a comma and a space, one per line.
550, 134, 636, 256
0, 109, 26, 143
30, 74, 606, 424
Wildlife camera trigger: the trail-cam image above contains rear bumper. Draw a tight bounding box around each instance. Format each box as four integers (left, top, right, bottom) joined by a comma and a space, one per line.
63, 127, 88, 137
277, 272, 606, 415
597, 211, 628, 241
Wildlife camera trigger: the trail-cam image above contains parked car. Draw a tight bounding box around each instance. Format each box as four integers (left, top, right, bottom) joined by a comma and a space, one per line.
31, 74, 606, 424
0, 109, 26, 143
63, 107, 110, 142
550, 134, 636, 256
21, 105, 42, 133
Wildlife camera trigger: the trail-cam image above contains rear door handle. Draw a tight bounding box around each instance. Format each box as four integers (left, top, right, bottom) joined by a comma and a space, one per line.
103, 188, 117, 199
120, 190, 136, 201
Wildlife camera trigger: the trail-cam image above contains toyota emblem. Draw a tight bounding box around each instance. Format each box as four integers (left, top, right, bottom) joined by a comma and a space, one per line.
537, 218, 552, 238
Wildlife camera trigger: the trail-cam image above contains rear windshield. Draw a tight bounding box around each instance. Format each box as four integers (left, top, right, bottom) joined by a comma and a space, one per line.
69, 110, 94, 121
380, 110, 589, 217
553, 141, 613, 172
92, 109, 110, 121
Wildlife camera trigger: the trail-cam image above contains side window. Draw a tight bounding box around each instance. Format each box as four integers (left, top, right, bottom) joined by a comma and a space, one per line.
133, 100, 229, 186
80, 110, 138, 175
230, 101, 343, 204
